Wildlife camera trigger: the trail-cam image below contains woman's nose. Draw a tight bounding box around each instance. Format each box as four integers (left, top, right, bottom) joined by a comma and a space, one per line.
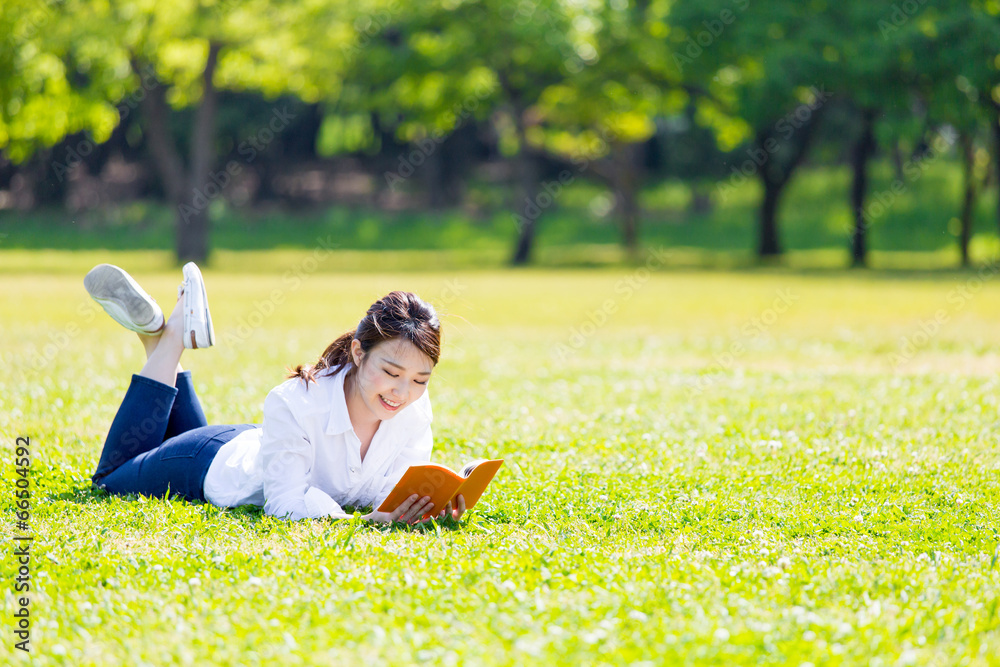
391, 381, 408, 401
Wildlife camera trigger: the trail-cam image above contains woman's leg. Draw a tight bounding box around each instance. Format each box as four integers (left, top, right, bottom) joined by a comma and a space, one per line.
95, 423, 258, 502
137, 303, 208, 441
164, 371, 209, 440
91, 295, 201, 483
136, 295, 186, 387
91, 374, 179, 484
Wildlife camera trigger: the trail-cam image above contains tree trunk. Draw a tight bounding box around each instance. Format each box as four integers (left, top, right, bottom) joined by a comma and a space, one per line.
612, 142, 642, 258
850, 108, 877, 268
753, 106, 824, 260
510, 105, 540, 266
176, 41, 221, 264
510, 146, 540, 265
959, 130, 977, 268
993, 114, 1000, 241
134, 62, 185, 205
758, 175, 783, 257
132, 46, 220, 265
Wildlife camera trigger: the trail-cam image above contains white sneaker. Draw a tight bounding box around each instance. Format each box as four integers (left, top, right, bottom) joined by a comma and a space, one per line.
179, 262, 215, 349
84, 264, 164, 335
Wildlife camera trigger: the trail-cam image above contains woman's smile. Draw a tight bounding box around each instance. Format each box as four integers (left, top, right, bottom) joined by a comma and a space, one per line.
379, 394, 402, 411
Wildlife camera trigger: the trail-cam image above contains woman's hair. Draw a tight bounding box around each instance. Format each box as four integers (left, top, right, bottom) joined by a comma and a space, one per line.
289, 290, 441, 386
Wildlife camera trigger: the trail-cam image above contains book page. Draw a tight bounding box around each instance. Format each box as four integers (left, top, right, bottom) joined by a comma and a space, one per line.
461, 459, 488, 477
453, 459, 504, 510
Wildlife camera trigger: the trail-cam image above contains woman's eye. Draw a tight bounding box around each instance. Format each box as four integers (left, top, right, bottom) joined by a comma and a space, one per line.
385, 368, 427, 385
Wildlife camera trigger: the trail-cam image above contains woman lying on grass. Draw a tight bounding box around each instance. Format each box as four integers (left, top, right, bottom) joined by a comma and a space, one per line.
84, 262, 464, 525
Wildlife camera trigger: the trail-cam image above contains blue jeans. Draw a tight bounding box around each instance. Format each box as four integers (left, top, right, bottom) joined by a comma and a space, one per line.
92, 371, 257, 503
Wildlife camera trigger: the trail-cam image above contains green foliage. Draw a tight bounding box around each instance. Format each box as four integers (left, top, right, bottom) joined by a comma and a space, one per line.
0, 0, 359, 162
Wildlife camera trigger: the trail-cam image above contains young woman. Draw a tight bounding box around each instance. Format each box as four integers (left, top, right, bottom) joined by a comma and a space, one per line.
85, 262, 465, 525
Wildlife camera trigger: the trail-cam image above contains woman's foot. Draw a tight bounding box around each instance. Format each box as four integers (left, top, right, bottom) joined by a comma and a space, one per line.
84, 264, 164, 334
179, 262, 215, 349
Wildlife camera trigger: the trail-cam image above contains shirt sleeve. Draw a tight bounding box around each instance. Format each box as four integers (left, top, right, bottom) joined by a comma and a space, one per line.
259, 387, 352, 521
372, 422, 434, 511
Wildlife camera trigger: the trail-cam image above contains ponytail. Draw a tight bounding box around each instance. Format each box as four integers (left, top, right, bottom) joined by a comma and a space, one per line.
288, 330, 355, 386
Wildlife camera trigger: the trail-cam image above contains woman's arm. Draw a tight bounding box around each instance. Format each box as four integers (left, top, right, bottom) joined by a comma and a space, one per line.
260, 389, 351, 520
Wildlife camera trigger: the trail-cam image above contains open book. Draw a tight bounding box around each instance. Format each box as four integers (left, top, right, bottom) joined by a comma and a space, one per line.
377, 459, 504, 518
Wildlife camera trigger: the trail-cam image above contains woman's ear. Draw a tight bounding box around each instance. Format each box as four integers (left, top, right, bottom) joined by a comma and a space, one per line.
350, 338, 364, 366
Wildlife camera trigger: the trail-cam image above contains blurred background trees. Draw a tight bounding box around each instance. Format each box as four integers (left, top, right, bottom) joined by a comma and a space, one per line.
1, 0, 999, 267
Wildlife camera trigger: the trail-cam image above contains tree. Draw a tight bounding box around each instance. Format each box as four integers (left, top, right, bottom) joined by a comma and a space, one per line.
904, 2, 998, 265
528, 0, 686, 259
1, 0, 353, 263
0, 1, 122, 188
333, 0, 581, 265
336, 0, 680, 264
669, 0, 831, 259
819, 1, 912, 267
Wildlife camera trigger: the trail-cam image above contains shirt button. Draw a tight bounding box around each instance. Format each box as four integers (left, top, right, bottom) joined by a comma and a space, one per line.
350, 466, 358, 474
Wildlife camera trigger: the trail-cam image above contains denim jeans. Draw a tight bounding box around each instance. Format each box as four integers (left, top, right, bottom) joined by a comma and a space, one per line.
92, 371, 257, 503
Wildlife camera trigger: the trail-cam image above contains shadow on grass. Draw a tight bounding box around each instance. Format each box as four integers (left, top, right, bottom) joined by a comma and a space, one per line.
52, 484, 481, 532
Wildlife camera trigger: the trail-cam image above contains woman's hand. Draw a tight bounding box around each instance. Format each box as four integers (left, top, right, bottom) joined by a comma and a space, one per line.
435, 494, 466, 521
362, 494, 437, 525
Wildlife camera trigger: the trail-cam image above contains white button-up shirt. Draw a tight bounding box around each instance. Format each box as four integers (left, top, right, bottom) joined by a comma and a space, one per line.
202, 364, 433, 520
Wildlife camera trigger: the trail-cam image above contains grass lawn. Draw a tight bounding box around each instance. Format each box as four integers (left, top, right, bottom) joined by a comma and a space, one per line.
1, 255, 999, 665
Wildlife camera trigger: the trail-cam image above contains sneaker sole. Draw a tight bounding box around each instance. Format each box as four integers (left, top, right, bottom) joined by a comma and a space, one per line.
182, 263, 215, 349
84, 265, 163, 334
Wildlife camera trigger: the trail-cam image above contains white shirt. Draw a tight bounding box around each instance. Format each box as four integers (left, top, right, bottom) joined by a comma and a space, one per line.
202, 364, 433, 520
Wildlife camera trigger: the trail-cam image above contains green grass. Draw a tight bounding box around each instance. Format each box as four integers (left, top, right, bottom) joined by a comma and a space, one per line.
2, 159, 999, 270
1, 259, 999, 665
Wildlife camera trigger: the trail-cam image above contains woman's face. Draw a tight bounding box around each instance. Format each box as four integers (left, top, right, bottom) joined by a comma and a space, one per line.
349, 337, 433, 420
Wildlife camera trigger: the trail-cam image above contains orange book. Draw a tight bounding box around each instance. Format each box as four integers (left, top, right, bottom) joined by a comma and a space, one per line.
377, 459, 504, 518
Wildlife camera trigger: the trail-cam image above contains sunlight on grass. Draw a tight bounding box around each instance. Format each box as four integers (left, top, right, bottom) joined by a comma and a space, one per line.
1, 262, 999, 664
